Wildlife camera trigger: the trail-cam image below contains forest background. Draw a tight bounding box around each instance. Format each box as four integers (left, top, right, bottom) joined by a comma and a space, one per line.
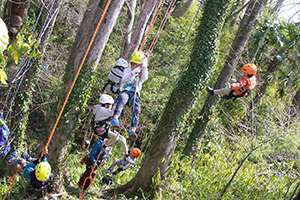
0, 0, 300, 199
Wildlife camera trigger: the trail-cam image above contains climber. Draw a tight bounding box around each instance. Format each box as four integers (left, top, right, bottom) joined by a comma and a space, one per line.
206, 63, 257, 101
92, 94, 135, 164
0, 118, 11, 157
78, 138, 110, 190
106, 148, 141, 176
102, 58, 129, 96
111, 51, 149, 141
7, 151, 53, 191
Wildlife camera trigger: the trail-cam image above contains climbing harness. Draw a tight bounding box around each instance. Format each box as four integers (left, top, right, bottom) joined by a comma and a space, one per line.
221, 88, 251, 101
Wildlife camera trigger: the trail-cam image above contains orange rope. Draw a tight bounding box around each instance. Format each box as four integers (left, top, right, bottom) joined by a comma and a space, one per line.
41, 0, 112, 158
139, 0, 165, 51
3, 161, 29, 200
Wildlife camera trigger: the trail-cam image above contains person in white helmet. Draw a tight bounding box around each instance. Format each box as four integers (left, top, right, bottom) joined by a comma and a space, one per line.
92, 94, 135, 164
102, 58, 129, 96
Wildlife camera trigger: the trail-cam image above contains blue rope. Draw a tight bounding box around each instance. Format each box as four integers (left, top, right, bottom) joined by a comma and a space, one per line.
4, 0, 56, 121
0, 0, 48, 118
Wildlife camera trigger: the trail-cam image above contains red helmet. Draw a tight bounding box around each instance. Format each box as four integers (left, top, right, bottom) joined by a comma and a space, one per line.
131, 148, 141, 157
242, 63, 257, 75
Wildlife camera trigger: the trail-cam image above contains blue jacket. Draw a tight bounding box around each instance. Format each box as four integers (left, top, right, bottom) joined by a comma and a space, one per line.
23, 157, 53, 191
0, 119, 10, 157
89, 139, 109, 166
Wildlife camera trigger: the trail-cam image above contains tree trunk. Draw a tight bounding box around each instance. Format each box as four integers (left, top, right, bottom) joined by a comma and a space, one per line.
121, 0, 137, 57
113, 0, 230, 195
124, 0, 159, 58
46, 0, 125, 193
172, 0, 194, 18
183, 0, 268, 156
2, 0, 30, 45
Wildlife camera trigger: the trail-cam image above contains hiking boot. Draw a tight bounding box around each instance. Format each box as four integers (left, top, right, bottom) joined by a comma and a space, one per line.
125, 155, 135, 164
106, 169, 112, 174
128, 131, 138, 141
206, 87, 214, 96
11, 151, 18, 157
111, 118, 120, 128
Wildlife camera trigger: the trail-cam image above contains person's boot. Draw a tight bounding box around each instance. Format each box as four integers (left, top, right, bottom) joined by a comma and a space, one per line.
206, 87, 214, 96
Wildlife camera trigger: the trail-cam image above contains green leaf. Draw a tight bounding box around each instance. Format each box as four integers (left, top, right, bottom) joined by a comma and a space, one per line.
0, 18, 8, 66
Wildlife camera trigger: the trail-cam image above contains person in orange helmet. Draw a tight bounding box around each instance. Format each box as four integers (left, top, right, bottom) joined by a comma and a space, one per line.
207, 63, 257, 101
105, 148, 141, 176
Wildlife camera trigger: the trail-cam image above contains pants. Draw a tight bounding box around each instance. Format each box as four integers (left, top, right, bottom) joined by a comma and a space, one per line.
9, 158, 27, 171
214, 79, 237, 95
114, 90, 141, 128
107, 131, 128, 154
108, 158, 122, 175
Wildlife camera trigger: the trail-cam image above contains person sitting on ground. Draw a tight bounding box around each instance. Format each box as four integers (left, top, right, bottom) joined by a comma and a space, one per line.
102, 58, 129, 96
106, 148, 141, 176
111, 51, 149, 141
7, 151, 53, 191
206, 63, 257, 100
0, 118, 11, 157
92, 94, 135, 164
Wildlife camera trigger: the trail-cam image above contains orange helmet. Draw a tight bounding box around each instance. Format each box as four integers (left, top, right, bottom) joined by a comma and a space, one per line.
131, 148, 141, 157
242, 63, 257, 75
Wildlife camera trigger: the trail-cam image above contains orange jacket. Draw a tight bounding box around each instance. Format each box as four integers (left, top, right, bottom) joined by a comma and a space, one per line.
231, 74, 256, 96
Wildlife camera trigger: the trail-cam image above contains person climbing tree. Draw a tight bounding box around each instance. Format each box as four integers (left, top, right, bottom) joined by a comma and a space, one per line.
106, 148, 141, 176
111, 51, 149, 141
78, 138, 110, 190
7, 151, 53, 191
92, 94, 134, 164
0, 118, 11, 157
102, 58, 129, 96
206, 63, 257, 101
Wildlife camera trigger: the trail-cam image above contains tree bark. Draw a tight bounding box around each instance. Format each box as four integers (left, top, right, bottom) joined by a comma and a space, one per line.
113, 0, 230, 195
121, 0, 137, 57
172, 0, 194, 18
46, 0, 125, 193
183, 0, 268, 156
2, 0, 30, 45
124, 0, 159, 58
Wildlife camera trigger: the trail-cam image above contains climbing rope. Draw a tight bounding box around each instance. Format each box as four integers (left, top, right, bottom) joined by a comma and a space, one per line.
139, 0, 165, 51
148, 0, 177, 53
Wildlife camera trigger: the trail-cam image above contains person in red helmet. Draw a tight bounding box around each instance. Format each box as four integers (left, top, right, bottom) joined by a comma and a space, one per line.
106, 148, 141, 176
207, 63, 257, 101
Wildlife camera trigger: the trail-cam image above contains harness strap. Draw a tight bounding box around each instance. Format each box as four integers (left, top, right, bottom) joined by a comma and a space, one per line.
101, 79, 120, 94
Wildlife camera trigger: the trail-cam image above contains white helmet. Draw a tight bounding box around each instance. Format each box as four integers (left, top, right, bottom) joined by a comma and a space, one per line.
116, 58, 128, 68
99, 94, 114, 104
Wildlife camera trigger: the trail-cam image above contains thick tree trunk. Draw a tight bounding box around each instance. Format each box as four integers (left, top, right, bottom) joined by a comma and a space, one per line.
121, 0, 137, 57
46, 0, 124, 193
183, 0, 268, 156
124, 0, 159, 58
113, 0, 230, 195
172, 0, 194, 18
2, 0, 30, 45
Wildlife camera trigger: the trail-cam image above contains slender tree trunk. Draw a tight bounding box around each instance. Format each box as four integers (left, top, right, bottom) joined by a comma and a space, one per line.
113, 0, 230, 195
2, 0, 30, 45
121, 0, 137, 57
46, 0, 125, 193
183, 0, 268, 156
